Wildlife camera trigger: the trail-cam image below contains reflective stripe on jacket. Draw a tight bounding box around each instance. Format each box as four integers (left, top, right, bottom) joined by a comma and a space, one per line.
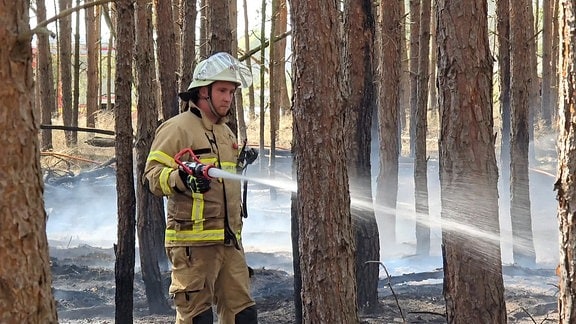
144, 106, 243, 247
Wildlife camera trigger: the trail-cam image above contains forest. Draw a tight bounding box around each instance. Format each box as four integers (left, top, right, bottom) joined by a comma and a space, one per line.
1, 0, 576, 323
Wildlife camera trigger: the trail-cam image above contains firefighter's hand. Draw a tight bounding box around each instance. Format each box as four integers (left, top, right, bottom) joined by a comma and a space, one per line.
178, 167, 211, 193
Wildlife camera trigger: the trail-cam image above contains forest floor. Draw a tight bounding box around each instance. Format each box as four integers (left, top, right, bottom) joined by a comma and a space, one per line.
43, 111, 561, 323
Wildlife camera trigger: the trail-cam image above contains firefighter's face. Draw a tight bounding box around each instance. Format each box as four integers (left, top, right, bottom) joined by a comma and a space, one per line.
201, 81, 237, 117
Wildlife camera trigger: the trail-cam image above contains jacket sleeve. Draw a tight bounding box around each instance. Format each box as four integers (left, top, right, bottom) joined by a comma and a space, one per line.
144, 123, 188, 197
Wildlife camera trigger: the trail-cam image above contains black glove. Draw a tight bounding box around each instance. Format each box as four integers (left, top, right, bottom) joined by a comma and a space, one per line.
244, 148, 258, 165
237, 147, 258, 171
178, 168, 211, 193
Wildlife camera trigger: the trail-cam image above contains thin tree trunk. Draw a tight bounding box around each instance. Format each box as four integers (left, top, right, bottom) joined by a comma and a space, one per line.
242, 0, 256, 120
510, 0, 536, 267
37, 0, 55, 151
258, 0, 266, 171
408, 0, 421, 158
375, 0, 402, 249
155, 0, 180, 120
59, 0, 74, 146
114, 0, 136, 322
135, 0, 171, 314
72, 0, 79, 141
415, 0, 431, 256
85, 0, 99, 128
179, 0, 196, 94
541, 0, 553, 128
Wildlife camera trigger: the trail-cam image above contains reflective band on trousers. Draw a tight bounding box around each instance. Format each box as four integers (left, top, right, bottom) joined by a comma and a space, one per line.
165, 229, 242, 242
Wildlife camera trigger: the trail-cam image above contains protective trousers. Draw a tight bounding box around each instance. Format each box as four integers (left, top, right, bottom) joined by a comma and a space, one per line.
167, 245, 257, 324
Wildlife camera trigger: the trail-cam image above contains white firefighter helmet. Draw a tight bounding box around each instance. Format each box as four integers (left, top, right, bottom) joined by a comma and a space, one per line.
187, 52, 253, 90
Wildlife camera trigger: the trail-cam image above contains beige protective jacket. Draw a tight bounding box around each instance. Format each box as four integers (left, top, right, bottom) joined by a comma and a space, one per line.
144, 106, 243, 247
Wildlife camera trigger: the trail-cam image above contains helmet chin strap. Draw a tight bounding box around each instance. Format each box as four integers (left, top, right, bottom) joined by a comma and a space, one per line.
204, 97, 225, 122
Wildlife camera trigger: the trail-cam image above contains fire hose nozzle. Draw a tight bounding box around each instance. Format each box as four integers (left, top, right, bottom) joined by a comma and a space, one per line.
181, 161, 214, 179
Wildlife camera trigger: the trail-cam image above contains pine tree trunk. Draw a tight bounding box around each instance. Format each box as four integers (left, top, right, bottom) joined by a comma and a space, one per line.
291, 0, 358, 322
375, 0, 402, 248
343, 0, 379, 313
510, 0, 536, 266
114, 0, 136, 322
557, 2, 576, 321
37, 0, 55, 151
415, 0, 431, 256
135, 0, 171, 314
0, 2, 58, 322
437, 1, 507, 322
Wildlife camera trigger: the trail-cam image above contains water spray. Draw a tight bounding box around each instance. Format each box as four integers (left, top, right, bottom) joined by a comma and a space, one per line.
174, 148, 297, 192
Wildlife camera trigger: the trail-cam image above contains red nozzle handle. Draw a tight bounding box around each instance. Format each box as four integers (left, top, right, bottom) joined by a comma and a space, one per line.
174, 148, 214, 179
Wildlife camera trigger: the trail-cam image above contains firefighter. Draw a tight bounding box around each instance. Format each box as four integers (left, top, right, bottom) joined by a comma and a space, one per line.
145, 52, 258, 324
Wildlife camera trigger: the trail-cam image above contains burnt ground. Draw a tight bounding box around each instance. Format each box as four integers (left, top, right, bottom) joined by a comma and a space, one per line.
50, 245, 559, 324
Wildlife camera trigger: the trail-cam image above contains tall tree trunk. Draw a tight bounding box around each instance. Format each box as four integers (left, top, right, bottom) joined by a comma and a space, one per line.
179, 0, 196, 94
275, 0, 290, 117
415, 0, 431, 256
291, 0, 359, 322
0, 2, 58, 322
105, 3, 115, 111
343, 0, 379, 313
242, 0, 256, 120
375, 0, 402, 248
557, 4, 576, 321
114, 0, 136, 322
408, 0, 421, 158
258, 0, 266, 171
59, 0, 73, 146
155, 0, 180, 120
510, 0, 536, 266
199, 0, 208, 58
72, 0, 79, 141
541, 0, 553, 128
37, 0, 55, 151
85, 0, 99, 128
437, 0, 507, 322
399, 1, 409, 155
268, 0, 279, 199
496, 0, 511, 232
135, 0, 171, 314
551, 0, 560, 127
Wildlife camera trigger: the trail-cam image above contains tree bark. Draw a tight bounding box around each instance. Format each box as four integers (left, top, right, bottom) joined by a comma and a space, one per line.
291, 0, 359, 322
375, 0, 402, 248
556, 1, 576, 321
37, 0, 55, 151
85, 0, 99, 128
343, 0, 380, 313
510, 0, 536, 266
58, 0, 74, 146
0, 2, 58, 322
135, 0, 171, 314
415, 0, 431, 256
541, 0, 554, 128
437, 1, 507, 322
114, 0, 136, 322
408, 0, 421, 158
155, 0, 180, 120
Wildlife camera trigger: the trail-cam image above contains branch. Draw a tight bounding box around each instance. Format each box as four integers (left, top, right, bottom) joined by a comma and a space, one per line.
20, 0, 116, 41
40, 124, 115, 136
238, 30, 292, 62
